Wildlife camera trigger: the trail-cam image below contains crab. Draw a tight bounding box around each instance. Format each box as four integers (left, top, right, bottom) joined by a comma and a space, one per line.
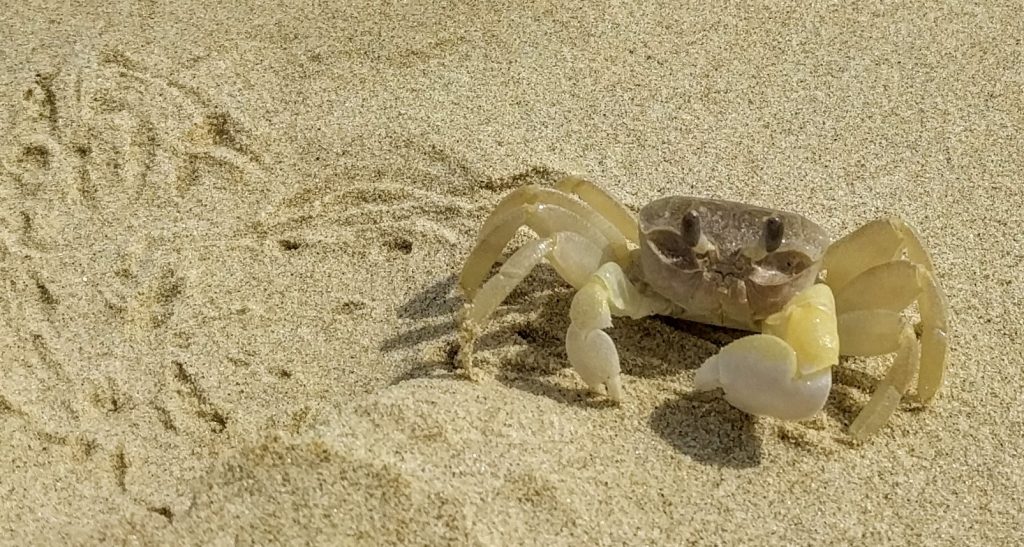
456, 176, 949, 440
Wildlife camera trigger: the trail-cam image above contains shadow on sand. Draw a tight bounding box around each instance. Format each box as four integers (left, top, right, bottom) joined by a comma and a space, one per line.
649, 391, 763, 469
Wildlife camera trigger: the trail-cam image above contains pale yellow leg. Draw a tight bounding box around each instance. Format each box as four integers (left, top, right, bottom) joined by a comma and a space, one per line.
835, 309, 904, 355
457, 231, 607, 370
477, 185, 630, 261
825, 216, 950, 437
832, 260, 920, 313
555, 175, 640, 245
462, 180, 636, 300
848, 324, 920, 440
915, 267, 949, 401
823, 218, 905, 290
460, 202, 609, 298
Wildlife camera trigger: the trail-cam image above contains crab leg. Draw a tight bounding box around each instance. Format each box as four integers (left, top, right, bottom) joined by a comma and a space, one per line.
477, 185, 631, 260
848, 323, 920, 439
825, 218, 949, 404
457, 231, 605, 370
833, 260, 921, 356
555, 175, 640, 244
460, 203, 611, 298
914, 267, 949, 402
832, 260, 921, 314
567, 262, 672, 400
695, 284, 839, 421
823, 218, 906, 290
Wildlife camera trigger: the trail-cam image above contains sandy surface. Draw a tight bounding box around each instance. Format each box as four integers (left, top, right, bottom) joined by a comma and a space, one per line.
1, 1, 1022, 544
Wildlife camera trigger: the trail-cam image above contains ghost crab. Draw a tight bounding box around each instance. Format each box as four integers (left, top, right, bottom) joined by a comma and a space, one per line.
456, 176, 949, 439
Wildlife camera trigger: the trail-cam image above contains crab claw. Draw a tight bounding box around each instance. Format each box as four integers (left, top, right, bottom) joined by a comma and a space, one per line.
566, 325, 624, 401
695, 284, 840, 421
695, 334, 832, 421
564, 263, 672, 402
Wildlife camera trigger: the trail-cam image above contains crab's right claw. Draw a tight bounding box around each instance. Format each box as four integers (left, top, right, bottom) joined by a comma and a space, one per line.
695, 283, 839, 421
695, 334, 832, 421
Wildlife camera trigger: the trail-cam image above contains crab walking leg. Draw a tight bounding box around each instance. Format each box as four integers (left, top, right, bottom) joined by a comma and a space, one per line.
825, 219, 950, 403
848, 323, 920, 439
457, 232, 605, 370
825, 217, 939, 287
823, 218, 905, 290
835, 310, 904, 355
460, 203, 611, 298
566, 262, 672, 401
914, 267, 949, 401
831, 263, 945, 436
886, 221, 948, 401
832, 260, 921, 315
833, 260, 921, 356
477, 185, 631, 262
695, 284, 839, 421
555, 176, 640, 245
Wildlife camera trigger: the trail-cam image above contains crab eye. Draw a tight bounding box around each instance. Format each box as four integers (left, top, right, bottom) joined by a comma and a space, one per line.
681, 210, 701, 247
764, 216, 784, 252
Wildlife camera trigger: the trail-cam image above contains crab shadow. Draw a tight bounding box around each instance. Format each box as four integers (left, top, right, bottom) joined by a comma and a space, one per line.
383, 267, 753, 412
480, 277, 738, 387
495, 371, 622, 410
381, 273, 462, 386
649, 390, 763, 468
395, 273, 462, 321
381, 273, 460, 352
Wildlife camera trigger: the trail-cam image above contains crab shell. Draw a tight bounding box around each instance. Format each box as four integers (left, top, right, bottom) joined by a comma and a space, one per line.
637, 196, 832, 331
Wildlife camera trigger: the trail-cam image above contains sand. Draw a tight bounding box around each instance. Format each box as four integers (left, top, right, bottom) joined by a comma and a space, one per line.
1, 1, 1022, 544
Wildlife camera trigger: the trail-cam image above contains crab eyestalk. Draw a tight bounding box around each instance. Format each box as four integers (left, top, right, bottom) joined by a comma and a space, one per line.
682, 210, 716, 255
764, 215, 784, 252
681, 210, 701, 247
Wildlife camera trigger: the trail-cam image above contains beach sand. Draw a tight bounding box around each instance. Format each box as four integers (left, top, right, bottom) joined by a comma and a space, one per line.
1, 1, 1022, 544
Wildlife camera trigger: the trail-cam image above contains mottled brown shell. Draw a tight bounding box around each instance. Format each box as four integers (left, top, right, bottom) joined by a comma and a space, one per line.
638, 196, 830, 330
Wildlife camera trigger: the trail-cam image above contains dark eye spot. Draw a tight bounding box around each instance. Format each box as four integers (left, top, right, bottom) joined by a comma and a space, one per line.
681, 210, 701, 247
764, 216, 784, 252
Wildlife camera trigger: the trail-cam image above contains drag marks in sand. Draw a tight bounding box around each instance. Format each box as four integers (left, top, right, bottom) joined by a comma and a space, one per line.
0, 47, 567, 528
0, 49, 269, 517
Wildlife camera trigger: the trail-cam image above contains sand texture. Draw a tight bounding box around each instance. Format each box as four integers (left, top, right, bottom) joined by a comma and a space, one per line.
2, 1, 1022, 544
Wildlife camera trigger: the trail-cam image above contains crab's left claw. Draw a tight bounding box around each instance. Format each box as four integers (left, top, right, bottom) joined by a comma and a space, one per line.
695, 284, 840, 421
567, 262, 674, 401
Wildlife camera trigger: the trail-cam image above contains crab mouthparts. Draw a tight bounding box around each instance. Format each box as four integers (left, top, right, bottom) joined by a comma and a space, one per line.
695, 246, 754, 279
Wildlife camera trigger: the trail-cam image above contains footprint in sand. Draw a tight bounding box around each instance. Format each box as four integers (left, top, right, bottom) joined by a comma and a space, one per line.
0, 48, 268, 510
1, 48, 264, 246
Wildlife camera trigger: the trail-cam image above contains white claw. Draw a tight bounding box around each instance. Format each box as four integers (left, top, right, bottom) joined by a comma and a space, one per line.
695, 334, 831, 421
564, 263, 673, 402
566, 325, 623, 401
